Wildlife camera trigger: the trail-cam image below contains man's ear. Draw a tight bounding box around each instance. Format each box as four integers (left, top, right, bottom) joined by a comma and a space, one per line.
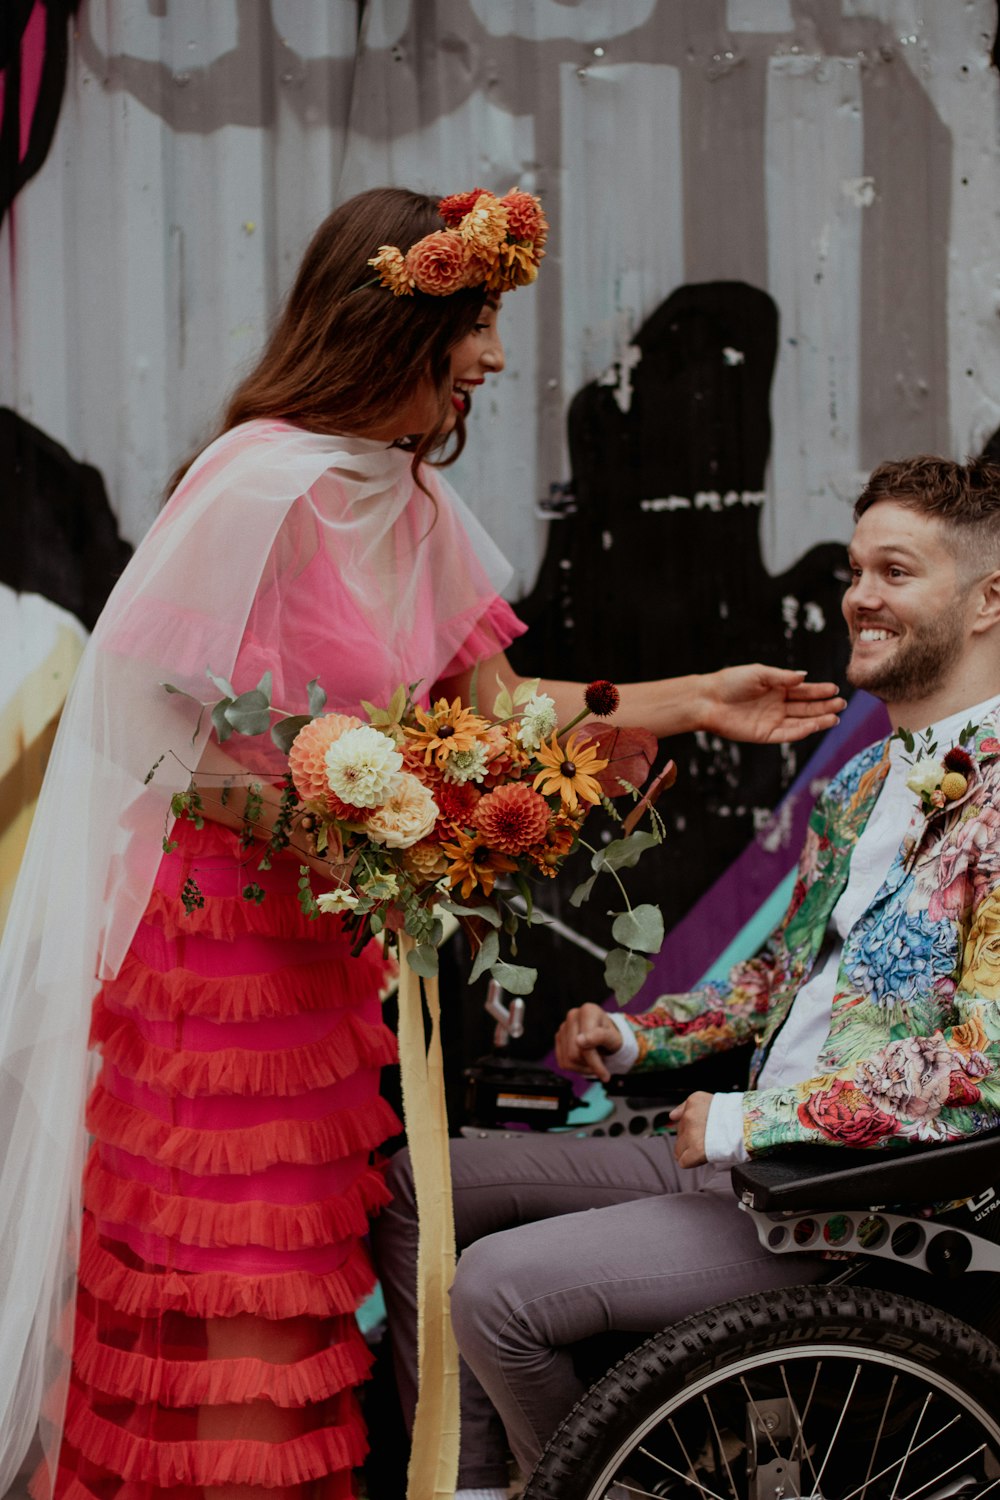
972, 572, 1000, 634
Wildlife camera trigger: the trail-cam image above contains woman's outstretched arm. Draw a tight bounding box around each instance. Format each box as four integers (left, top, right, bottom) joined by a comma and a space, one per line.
436, 652, 845, 745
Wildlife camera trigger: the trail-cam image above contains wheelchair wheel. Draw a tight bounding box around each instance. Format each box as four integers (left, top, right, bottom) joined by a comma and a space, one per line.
523, 1284, 1000, 1500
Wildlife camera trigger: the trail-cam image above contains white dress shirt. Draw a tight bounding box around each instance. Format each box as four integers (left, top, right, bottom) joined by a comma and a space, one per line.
607, 694, 1000, 1166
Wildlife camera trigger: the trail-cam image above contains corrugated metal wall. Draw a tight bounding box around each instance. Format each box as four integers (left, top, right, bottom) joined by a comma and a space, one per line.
3, 0, 998, 588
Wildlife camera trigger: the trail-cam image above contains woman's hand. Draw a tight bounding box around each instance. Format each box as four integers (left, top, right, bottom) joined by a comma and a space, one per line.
698, 665, 844, 745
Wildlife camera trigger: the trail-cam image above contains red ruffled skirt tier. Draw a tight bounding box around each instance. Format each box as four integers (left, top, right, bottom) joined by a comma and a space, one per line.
42, 821, 399, 1500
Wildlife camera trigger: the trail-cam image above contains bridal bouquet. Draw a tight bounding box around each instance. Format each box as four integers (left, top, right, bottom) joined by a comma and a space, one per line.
162, 673, 673, 1003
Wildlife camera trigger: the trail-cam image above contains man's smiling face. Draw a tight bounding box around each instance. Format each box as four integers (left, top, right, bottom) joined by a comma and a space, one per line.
842, 499, 972, 704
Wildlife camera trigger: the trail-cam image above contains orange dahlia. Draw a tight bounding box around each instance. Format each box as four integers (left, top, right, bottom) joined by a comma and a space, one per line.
289, 714, 363, 805
527, 815, 579, 877
405, 231, 470, 296
473, 784, 551, 855
501, 188, 546, 243
533, 731, 608, 813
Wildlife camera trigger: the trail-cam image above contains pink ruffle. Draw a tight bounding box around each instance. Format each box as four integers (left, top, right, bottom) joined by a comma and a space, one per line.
90, 999, 398, 1096
61, 1383, 367, 1486
103, 946, 387, 1022
77, 1213, 377, 1320
437, 595, 527, 680
83, 1151, 391, 1250
72, 1305, 373, 1408
86, 1081, 401, 1174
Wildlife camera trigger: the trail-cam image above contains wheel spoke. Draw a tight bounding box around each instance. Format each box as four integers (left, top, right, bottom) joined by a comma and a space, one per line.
890, 1393, 934, 1500
780, 1360, 821, 1492
808, 1362, 862, 1498
701, 1391, 740, 1500
897, 1443, 988, 1500
634, 1442, 731, 1500
859, 1373, 898, 1500
839, 1414, 963, 1500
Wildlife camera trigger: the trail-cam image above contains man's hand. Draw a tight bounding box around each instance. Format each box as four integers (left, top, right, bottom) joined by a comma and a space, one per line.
554, 1003, 623, 1082
701, 665, 845, 745
669, 1091, 713, 1168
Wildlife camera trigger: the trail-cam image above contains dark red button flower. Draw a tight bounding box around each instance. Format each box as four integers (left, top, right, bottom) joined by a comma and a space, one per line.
584, 680, 620, 717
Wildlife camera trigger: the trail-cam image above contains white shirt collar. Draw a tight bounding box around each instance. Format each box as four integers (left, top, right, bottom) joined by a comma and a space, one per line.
888, 691, 1000, 769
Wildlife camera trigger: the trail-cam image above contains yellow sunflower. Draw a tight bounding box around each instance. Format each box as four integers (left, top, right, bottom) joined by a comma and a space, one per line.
533, 731, 608, 813
404, 697, 491, 771
439, 829, 518, 899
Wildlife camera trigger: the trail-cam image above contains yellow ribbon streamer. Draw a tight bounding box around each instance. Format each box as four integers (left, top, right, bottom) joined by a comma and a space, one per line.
396, 930, 460, 1499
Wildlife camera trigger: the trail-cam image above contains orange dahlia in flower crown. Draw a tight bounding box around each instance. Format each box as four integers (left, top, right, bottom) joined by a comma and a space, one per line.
533, 730, 608, 813
473, 784, 551, 856
405, 231, 470, 297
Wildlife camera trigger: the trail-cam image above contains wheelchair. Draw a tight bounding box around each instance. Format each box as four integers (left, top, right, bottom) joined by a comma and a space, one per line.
521, 1122, 1000, 1500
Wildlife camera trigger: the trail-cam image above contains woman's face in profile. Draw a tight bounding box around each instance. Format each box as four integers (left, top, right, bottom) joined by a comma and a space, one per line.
390, 300, 506, 441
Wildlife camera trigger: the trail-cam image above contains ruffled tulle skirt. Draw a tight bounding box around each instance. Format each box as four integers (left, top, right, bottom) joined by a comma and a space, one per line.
41, 821, 399, 1500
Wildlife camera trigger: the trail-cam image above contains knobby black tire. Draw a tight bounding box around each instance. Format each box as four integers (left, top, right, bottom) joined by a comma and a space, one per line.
523, 1283, 1000, 1500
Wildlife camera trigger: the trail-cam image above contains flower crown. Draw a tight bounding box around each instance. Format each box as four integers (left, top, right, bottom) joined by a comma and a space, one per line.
368, 187, 548, 298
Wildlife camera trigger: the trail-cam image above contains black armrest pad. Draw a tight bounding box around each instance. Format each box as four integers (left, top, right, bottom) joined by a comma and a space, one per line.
732, 1126, 1000, 1212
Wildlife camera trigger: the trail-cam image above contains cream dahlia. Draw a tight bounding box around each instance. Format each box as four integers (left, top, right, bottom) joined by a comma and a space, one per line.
366, 772, 440, 849
289, 714, 364, 805
324, 725, 402, 809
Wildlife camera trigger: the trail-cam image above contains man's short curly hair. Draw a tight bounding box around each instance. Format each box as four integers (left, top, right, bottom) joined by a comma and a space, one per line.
854, 456, 1000, 575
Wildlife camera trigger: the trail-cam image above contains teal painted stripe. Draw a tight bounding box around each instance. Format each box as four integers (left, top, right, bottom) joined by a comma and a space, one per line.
695, 867, 796, 985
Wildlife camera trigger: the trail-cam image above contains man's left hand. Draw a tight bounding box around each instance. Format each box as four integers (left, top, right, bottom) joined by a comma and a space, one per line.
669, 1091, 713, 1168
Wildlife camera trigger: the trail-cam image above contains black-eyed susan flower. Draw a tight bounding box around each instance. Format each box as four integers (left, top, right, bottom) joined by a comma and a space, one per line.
532, 731, 608, 813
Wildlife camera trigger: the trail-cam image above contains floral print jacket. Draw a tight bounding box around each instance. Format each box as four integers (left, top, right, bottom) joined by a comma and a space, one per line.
627, 719, 1000, 1156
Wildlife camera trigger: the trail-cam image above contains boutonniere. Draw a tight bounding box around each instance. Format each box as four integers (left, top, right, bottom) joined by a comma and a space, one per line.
895, 721, 979, 814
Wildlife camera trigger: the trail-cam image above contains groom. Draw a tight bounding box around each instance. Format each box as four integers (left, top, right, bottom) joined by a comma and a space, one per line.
371, 455, 1000, 1499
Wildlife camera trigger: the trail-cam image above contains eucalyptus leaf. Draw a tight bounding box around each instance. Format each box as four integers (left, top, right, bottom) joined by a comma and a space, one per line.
570, 874, 597, 908
468, 928, 500, 984
271, 714, 312, 754
307, 677, 327, 716
256, 670, 273, 702
211, 698, 235, 744
593, 830, 660, 873
611, 903, 664, 955
439, 899, 502, 927
161, 681, 198, 701
406, 944, 440, 979
206, 668, 236, 699
604, 947, 653, 1004
224, 689, 272, 737
388, 683, 407, 723
490, 960, 537, 995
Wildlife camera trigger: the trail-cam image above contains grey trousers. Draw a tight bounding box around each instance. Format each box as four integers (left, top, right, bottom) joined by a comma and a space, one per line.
369, 1132, 825, 1488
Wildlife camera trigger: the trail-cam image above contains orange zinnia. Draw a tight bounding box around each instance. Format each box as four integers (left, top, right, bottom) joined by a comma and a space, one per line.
404, 697, 491, 771
533, 731, 608, 813
439, 829, 518, 899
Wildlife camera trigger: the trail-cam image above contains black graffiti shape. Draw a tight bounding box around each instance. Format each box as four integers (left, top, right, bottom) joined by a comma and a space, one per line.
498, 282, 850, 1057
0, 0, 81, 228
0, 407, 132, 629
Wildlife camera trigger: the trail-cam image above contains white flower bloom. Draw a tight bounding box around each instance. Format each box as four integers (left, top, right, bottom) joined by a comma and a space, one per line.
905, 755, 943, 799
316, 887, 361, 914
324, 724, 402, 808
367, 773, 440, 849
442, 743, 490, 784
517, 692, 558, 751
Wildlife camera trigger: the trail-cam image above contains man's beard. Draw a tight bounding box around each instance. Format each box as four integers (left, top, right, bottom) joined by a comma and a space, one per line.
846, 608, 965, 704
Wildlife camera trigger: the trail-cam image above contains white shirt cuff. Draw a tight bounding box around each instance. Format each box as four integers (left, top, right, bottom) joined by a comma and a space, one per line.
605, 1012, 640, 1074
704, 1091, 748, 1165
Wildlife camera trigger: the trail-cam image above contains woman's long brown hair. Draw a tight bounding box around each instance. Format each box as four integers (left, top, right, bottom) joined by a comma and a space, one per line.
168, 187, 487, 494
